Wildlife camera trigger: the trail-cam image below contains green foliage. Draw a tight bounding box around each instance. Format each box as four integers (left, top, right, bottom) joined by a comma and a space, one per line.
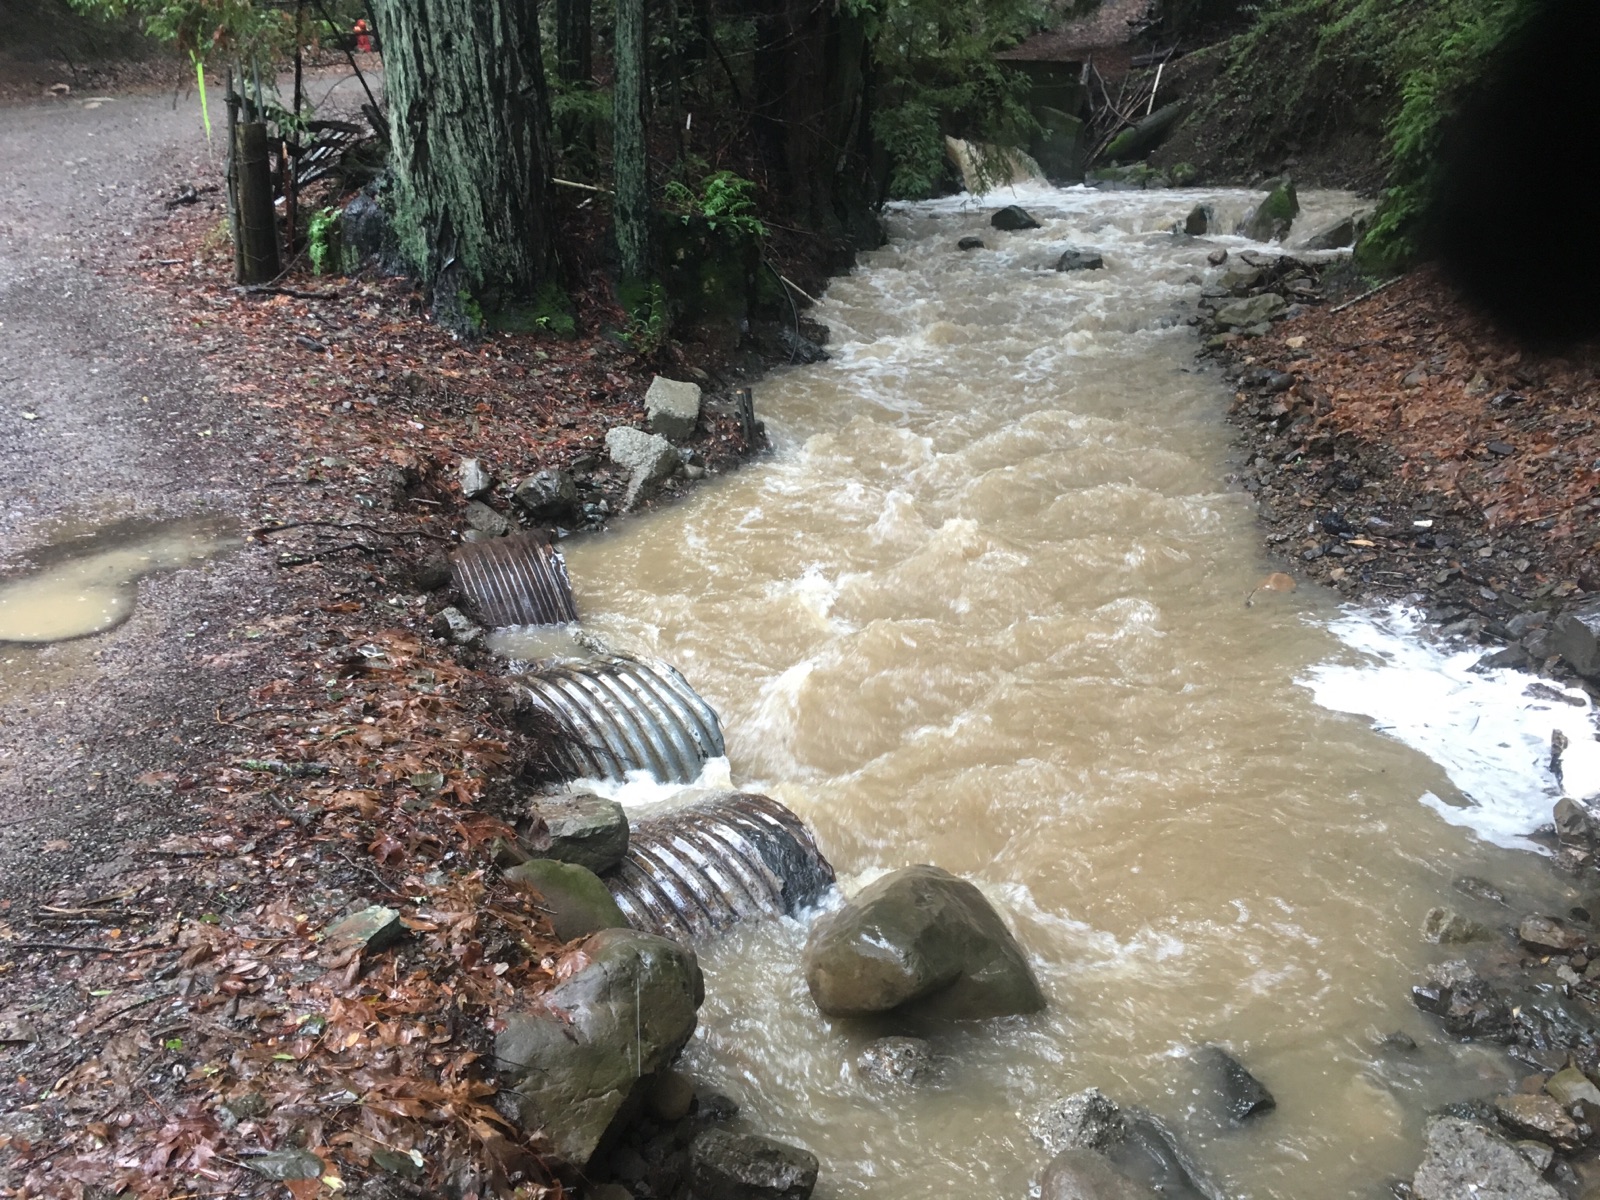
306, 206, 339, 275
662, 170, 767, 238
65, 0, 296, 62
617, 279, 670, 354
1205, 0, 1539, 266
848, 0, 1044, 197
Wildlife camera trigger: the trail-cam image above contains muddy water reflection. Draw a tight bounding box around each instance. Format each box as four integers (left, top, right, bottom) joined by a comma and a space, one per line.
0, 518, 237, 645
558, 188, 1570, 1198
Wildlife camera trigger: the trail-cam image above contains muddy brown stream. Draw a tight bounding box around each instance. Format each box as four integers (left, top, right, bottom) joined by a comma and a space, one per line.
508, 187, 1581, 1198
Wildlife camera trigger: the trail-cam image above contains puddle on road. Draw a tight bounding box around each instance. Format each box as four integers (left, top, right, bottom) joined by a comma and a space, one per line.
0, 518, 239, 645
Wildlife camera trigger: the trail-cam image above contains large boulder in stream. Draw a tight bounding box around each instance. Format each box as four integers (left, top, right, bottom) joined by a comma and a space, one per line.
1237, 178, 1299, 243
502, 858, 629, 943
802, 864, 1044, 1021
496, 928, 704, 1169
991, 204, 1042, 232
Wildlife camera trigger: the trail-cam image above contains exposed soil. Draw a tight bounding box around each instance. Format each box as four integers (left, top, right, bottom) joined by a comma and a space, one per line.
0, 65, 799, 1198
1206, 261, 1600, 679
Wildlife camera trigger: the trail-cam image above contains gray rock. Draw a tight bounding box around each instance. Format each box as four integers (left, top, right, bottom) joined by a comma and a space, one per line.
605, 427, 678, 509
1056, 247, 1105, 272
1554, 796, 1594, 844
856, 1036, 934, 1087
496, 927, 704, 1169
1212, 293, 1287, 329
1198, 1046, 1275, 1122
324, 904, 405, 953
645, 376, 702, 441
1422, 906, 1492, 944
431, 606, 485, 647
526, 792, 630, 874
514, 468, 578, 523
1183, 204, 1212, 236
1031, 1088, 1127, 1154
1219, 266, 1262, 292
412, 550, 452, 591
1518, 913, 1587, 953
647, 1069, 696, 1122
1236, 179, 1299, 243
689, 1129, 818, 1200
1411, 1117, 1560, 1200
1207, 248, 1228, 266
958, 235, 986, 251
464, 500, 513, 537
503, 859, 630, 943
1038, 1149, 1160, 1200
1553, 601, 1600, 677
1545, 1064, 1600, 1107
458, 457, 493, 499
1493, 1093, 1580, 1150
991, 205, 1041, 231
779, 328, 829, 363
1303, 215, 1356, 251
339, 191, 391, 272
803, 864, 1045, 1021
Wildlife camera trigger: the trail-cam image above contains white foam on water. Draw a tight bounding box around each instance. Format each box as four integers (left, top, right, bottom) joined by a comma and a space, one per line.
570, 755, 734, 809
1302, 606, 1600, 851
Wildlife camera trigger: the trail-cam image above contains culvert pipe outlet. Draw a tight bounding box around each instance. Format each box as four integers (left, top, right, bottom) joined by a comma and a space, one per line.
605, 792, 835, 941
450, 532, 579, 628
520, 655, 725, 784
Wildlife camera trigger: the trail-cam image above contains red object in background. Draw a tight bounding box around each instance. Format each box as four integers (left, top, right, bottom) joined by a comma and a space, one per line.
353, 19, 373, 53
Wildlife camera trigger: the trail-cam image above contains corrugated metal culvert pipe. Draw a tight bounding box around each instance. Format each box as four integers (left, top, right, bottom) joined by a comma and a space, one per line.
604, 792, 836, 942
449, 532, 579, 627
519, 655, 726, 784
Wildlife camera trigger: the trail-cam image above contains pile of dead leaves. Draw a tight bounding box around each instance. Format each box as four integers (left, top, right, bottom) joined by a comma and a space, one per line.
2, 626, 583, 1198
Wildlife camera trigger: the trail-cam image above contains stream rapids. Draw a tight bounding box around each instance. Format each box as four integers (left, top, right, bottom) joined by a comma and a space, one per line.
504, 185, 1580, 1199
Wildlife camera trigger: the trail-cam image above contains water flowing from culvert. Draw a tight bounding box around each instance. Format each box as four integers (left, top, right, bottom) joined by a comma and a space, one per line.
510, 186, 1593, 1198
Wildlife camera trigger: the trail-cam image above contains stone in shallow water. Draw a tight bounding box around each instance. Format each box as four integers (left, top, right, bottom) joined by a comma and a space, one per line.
689, 1129, 818, 1200
1198, 1046, 1276, 1122
1518, 914, 1586, 953
1030, 1088, 1127, 1154
802, 864, 1044, 1021
856, 1036, 934, 1086
525, 792, 629, 874
1422, 906, 1491, 944
1056, 247, 1104, 272
1037, 1148, 1159, 1200
958, 235, 985, 251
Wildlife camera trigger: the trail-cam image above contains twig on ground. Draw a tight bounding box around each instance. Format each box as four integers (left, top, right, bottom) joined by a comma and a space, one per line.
1330, 277, 1402, 314
249, 519, 452, 543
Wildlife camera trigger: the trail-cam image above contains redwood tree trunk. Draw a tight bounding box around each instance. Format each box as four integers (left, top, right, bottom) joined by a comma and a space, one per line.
556, 0, 592, 83
612, 0, 650, 284
369, 0, 557, 303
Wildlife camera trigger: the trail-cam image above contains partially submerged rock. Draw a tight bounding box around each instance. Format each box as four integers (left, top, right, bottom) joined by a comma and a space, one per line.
1493, 1092, 1581, 1150
1237, 179, 1299, 243
1411, 1116, 1561, 1199
958, 235, 986, 251
1422, 906, 1492, 945
503, 858, 629, 942
497, 928, 704, 1169
1056, 247, 1105, 272
1303, 214, 1357, 251
645, 376, 702, 441
1037, 1148, 1160, 1200
991, 205, 1042, 232
689, 1128, 819, 1200
856, 1036, 934, 1087
1030, 1088, 1127, 1154
803, 864, 1044, 1021
1197, 1046, 1276, 1122
1183, 204, 1212, 236
1553, 601, 1600, 678
1517, 914, 1587, 953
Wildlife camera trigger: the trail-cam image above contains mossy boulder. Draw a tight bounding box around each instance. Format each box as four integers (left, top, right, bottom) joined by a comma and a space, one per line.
1237, 179, 1299, 242
803, 864, 1045, 1021
504, 858, 629, 943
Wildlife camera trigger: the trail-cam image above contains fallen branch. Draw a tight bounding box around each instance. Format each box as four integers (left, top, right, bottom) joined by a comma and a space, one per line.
553, 177, 612, 196
249, 519, 452, 543
236, 285, 344, 300
4, 941, 128, 955
1330, 276, 1402, 314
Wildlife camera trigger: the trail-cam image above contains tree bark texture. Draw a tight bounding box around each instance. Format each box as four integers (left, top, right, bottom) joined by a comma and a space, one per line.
234, 120, 282, 283
556, 0, 592, 84
612, 0, 650, 283
369, 0, 556, 300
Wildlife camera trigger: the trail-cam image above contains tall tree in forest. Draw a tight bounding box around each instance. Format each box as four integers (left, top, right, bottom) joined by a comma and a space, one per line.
612, 0, 651, 286
556, 0, 592, 83
368, 0, 559, 317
